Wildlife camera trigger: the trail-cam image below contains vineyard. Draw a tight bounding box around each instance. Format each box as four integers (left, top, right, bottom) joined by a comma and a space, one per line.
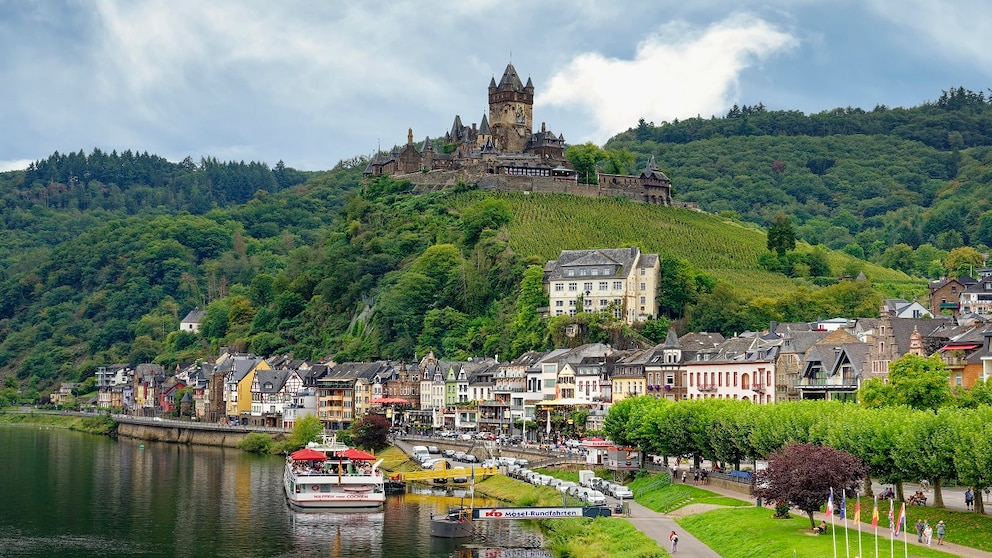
447, 191, 922, 299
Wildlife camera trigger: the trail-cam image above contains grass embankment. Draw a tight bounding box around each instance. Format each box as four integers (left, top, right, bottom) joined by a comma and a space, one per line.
0, 411, 115, 435
679, 507, 962, 558
375, 445, 421, 474
630, 473, 750, 513
474, 474, 666, 558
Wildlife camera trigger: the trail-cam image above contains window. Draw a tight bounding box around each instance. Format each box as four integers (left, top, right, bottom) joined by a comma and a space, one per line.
665, 373, 674, 385
568, 282, 577, 291
640, 282, 646, 290
955, 373, 963, 386
568, 300, 575, 307
584, 298, 592, 307
554, 283, 564, 292
580, 269, 588, 276
599, 299, 608, 307
566, 270, 575, 277
613, 307, 621, 319
640, 268, 645, 275
591, 269, 599, 276
613, 281, 623, 290
583, 282, 593, 291
555, 300, 563, 307
599, 281, 608, 290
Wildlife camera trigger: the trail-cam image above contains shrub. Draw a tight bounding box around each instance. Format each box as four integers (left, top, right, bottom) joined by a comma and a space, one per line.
238, 432, 274, 454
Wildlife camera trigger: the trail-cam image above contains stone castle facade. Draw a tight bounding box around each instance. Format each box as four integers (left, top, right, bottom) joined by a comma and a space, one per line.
364, 63, 683, 207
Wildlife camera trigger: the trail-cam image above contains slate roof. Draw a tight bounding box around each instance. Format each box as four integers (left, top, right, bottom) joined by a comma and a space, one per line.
545, 247, 651, 281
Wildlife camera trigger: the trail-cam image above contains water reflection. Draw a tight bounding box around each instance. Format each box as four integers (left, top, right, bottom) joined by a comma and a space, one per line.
0, 427, 548, 558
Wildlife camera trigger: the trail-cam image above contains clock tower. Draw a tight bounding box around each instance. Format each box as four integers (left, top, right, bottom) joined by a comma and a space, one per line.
488, 63, 534, 153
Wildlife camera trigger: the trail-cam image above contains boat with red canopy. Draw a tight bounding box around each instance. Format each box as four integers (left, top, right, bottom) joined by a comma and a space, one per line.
283, 435, 385, 510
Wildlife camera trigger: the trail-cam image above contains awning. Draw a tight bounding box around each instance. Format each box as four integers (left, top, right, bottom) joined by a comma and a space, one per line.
340, 448, 376, 461
940, 343, 981, 351
371, 397, 412, 405
290, 448, 327, 461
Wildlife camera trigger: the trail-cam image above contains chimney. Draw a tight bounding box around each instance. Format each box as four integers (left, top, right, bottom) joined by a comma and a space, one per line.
541, 122, 546, 133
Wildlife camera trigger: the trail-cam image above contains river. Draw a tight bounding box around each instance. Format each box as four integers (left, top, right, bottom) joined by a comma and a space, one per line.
0, 426, 548, 558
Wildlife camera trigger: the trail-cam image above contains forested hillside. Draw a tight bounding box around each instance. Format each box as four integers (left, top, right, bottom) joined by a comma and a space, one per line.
605, 87, 992, 279
8, 89, 992, 399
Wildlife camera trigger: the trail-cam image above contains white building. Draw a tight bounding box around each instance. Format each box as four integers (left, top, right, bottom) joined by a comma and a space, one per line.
543, 247, 659, 324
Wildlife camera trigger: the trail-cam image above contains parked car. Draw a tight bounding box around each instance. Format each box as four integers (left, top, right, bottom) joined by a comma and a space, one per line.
453, 452, 467, 461
613, 485, 634, 499
428, 446, 440, 454
442, 449, 456, 458
585, 490, 606, 505
451, 467, 468, 483
462, 454, 479, 463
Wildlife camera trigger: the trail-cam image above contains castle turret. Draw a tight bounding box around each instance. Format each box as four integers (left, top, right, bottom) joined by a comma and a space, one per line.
488, 63, 533, 153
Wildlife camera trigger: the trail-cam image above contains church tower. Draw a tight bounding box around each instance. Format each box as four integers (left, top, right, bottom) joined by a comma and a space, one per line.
488, 63, 534, 153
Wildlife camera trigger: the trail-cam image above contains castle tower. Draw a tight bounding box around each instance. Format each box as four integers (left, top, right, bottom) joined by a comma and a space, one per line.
488, 63, 533, 153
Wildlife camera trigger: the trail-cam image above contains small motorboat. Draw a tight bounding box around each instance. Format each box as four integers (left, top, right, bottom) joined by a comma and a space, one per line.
430, 507, 473, 539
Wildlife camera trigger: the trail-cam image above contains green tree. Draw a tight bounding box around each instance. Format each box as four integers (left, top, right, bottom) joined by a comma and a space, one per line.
766, 214, 796, 257
944, 246, 984, 277
289, 414, 324, 450
565, 142, 606, 184
887, 354, 952, 411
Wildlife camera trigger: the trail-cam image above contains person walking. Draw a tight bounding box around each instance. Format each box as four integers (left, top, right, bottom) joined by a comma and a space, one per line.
923, 521, 933, 546
936, 521, 945, 545
965, 488, 974, 511
915, 518, 924, 543
669, 530, 679, 553
681, 470, 687, 483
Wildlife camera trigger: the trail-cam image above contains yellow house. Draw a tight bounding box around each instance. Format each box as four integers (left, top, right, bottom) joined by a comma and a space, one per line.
222, 355, 270, 421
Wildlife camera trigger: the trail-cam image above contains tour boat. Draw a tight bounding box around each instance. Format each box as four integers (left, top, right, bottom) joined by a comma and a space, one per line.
283, 435, 386, 509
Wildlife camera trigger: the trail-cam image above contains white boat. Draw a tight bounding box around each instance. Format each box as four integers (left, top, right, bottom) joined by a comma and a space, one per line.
283, 435, 386, 509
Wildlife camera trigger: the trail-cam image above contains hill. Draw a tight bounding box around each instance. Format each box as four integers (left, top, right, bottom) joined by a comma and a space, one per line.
603, 87, 992, 280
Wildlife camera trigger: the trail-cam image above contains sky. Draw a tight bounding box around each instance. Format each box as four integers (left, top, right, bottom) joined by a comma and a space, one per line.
1, 0, 991, 172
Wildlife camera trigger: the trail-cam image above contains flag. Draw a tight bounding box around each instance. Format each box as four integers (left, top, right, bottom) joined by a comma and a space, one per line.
826, 487, 835, 517
871, 497, 878, 528
888, 499, 894, 531
894, 503, 906, 536
840, 489, 847, 520
854, 499, 862, 523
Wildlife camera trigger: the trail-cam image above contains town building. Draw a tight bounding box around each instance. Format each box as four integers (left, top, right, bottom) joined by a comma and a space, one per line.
543, 247, 659, 324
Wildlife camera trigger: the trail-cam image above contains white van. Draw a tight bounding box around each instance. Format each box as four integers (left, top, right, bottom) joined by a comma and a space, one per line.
411, 445, 430, 462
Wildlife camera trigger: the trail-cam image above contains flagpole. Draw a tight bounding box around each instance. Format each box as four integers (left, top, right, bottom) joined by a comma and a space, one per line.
855, 495, 862, 558
901, 504, 908, 558
889, 497, 896, 558
871, 495, 879, 558
843, 489, 850, 558
829, 488, 838, 558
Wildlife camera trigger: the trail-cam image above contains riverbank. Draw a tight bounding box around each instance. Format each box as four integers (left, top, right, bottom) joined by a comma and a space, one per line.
0, 410, 115, 435
378, 444, 666, 557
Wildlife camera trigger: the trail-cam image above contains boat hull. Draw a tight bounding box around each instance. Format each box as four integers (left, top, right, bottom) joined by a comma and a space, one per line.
430, 517, 474, 538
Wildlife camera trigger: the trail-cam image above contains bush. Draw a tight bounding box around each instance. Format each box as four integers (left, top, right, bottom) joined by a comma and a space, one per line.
238, 432, 274, 454
774, 499, 791, 519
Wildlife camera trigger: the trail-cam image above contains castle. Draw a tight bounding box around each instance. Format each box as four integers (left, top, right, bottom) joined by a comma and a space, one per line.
364, 63, 679, 207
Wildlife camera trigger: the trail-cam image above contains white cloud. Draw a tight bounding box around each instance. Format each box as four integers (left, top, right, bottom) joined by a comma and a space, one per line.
537, 15, 798, 140
864, 0, 992, 67
0, 160, 33, 172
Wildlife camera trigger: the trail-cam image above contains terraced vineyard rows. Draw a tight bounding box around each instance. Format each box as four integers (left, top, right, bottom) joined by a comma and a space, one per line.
448, 191, 922, 299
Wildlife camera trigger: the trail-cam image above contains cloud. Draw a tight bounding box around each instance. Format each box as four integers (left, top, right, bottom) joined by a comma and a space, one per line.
864, 0, 992, 67
0, 160, 32, 172
537, 14, 798, 140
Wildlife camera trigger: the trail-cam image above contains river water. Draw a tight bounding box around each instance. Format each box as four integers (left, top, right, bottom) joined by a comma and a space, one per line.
0, 426, 547, 558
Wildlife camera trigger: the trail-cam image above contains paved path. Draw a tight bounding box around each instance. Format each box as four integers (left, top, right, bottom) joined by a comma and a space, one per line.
625, 500, 720, 557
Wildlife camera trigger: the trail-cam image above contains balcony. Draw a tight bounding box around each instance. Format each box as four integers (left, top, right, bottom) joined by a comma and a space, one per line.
751, 383, 765, 393
697, 383, 718, 392
797, 375, 859, 389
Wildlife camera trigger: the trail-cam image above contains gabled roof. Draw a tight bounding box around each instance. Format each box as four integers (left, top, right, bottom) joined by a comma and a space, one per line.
181, 308, 204, 324
254, 369, 290, 394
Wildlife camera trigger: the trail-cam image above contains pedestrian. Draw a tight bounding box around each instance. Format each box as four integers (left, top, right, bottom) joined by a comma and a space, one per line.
669, 530, 679, 553
693, 471, 699, 485
915, 518, 924, 543
936, 520, 945, 545
681, 471, 687, 483
923, 521, 933, 546
965, 488, 974, 511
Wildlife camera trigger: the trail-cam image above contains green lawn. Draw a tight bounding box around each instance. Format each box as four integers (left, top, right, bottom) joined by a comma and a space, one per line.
630, 473, 750, 513
679, 507, 962, 558
844, 496, 992, 553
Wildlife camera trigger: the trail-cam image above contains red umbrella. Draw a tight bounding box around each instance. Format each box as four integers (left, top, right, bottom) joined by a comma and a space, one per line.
290, 448, 327, 461
340, 448, 376, 461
